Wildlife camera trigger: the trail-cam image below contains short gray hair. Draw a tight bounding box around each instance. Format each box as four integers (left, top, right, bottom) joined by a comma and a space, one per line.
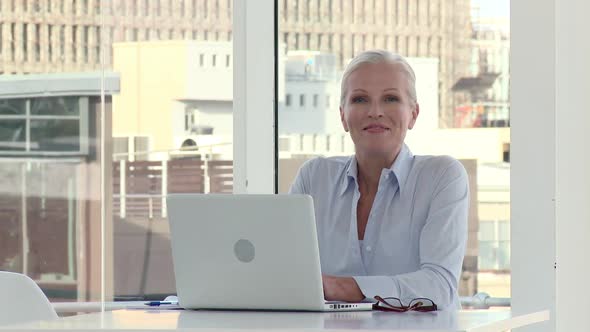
340, 50, 417, 107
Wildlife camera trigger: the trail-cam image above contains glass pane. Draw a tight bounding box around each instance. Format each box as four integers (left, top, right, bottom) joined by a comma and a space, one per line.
478, 221, 495, 242
31, 97, 80, 116
0, 0, 105, 307
30, 119, 80, 151
478, 241, 496, 270
0, 120, 26, 151
278, 0, 511, 300
106, 0, 234, 302
497, 240, 510, 269
498, 220, 510, 241
0, 99, 27, 115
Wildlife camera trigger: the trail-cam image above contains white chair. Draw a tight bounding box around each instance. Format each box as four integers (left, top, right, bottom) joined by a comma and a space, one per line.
0, 271, 58, 326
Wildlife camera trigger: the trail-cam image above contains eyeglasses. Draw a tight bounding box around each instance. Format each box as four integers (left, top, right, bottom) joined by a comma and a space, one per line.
372, 296, 437, 312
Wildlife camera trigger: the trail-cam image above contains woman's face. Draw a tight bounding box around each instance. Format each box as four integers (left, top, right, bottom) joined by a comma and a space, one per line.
340, 61, 419, 159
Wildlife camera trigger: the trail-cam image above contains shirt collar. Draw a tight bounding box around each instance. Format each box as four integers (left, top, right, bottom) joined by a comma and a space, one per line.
339, 144, 414, 196
390, 143, 414, 194
339, 156, 358, 196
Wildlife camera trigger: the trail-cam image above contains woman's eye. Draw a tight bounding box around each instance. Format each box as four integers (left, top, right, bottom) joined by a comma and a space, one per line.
385, 95, 399, 102
352, 96, 368, 103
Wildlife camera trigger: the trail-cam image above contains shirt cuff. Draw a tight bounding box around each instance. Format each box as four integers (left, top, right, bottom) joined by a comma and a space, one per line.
352, 276, 400, 301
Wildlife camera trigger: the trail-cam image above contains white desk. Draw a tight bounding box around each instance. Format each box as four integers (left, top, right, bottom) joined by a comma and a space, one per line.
8, 308, 549, 331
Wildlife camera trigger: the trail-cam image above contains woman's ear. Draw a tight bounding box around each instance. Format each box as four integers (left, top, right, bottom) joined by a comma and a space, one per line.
408, 103, 420, 129
340, 107, 349, 132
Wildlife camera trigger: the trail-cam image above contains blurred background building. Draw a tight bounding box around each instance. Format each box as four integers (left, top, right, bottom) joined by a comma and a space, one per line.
0, 0, 512, 302
0, 0, 470, 128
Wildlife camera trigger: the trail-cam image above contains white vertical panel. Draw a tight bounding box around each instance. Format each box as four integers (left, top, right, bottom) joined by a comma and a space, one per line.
233, 0, 275, 194
511, 1, 556, 331
554, 0, 590, 331
513, 0, 590, 331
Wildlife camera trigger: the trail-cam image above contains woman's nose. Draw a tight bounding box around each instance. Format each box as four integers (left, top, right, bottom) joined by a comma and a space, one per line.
367, 102, 384, 117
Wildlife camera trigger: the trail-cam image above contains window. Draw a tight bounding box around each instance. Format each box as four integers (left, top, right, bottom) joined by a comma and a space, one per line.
0, 97, 88, 155
113, 137, 129, 161
0, 0, 235, 306
286, 94, 292, 106
105, 0, 236, 302
278, 0, 511, 301
479, 219, 510, 271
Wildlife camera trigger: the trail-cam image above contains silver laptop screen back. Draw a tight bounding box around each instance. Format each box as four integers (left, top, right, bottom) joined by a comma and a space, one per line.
167, 194, 326, 311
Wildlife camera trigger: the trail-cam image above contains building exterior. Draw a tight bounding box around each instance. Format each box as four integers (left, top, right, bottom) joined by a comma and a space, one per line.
112, 40, 234, 160
279, 51, 340, 134
0, 0, 471, 128
453, 13, 510, 128
0, 73, 120, 301
471, 17, 510, 127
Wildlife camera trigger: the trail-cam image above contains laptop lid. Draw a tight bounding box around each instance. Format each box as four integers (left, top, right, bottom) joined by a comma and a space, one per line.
167, 194, 327, 311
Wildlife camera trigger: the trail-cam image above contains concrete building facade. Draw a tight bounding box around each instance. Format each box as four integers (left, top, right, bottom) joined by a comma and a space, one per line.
0, 0, 471, 128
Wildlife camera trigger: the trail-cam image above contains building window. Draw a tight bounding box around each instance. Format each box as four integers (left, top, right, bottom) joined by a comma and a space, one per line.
226, 54, 231, 67
133, 136, 150, 161
326, 95, 331, 107
299, 94, 306, 107
199, 53, 204, 66
22, 23, 28, 57
113, 137, 129, 161
212, 54, 217, 66
0, 97, 88, 155
286, 94, 292, 107
479, 219, 511, 271
313, 94, 319, 107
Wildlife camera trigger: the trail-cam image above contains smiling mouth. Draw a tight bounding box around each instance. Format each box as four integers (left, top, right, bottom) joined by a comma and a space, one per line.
363, 124, 390, 131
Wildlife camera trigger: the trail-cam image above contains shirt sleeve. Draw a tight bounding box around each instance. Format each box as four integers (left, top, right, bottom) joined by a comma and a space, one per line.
353, 159, 469, 310
288, 160, 311, 195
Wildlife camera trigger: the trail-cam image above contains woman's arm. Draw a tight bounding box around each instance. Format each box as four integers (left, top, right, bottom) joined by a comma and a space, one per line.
357, 160, 469, 309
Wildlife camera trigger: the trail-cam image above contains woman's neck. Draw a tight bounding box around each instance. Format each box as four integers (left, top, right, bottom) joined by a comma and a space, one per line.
355, 146, 401, 195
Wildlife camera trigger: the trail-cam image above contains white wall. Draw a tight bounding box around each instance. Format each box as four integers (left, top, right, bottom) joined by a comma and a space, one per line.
408, 57, 439, 132
186, 42, 233, 101
554, 0, 590, 330
233, 0, 275, 193
512, 0, 590, 331
279, 80, 338, 134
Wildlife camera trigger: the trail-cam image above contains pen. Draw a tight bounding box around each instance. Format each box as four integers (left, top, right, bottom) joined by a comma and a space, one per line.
145, 301, 179, 306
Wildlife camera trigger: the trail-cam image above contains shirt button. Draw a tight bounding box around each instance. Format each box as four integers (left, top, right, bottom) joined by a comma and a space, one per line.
366, 246, 372, 252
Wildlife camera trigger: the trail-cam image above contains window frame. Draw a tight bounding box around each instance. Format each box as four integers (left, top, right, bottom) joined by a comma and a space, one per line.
236, 1, 590, 331
0, 97, 89, 156
232, 0, 276, 194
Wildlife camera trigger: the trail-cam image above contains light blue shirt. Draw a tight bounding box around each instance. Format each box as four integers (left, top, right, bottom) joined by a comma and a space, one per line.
289, 144, 469, 310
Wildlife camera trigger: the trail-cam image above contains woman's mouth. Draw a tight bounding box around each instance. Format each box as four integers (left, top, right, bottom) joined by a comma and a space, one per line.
363, 124, 390, 133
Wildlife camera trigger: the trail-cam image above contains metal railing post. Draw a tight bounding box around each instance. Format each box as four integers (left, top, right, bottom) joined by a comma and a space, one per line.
119, 160, 126, 219
161, 160, 167, 218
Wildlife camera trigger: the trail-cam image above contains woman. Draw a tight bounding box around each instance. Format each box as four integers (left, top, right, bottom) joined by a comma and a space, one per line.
289, 50, 468, 310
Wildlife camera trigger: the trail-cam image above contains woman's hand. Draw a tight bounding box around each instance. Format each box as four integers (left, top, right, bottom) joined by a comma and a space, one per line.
322, 274, 365, 302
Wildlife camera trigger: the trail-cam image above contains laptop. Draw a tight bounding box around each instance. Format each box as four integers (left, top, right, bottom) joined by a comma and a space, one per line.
166, 194, 373, 312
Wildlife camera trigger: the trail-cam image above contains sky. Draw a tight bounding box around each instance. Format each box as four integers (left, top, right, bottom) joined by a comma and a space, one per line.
471, 0, 510, 18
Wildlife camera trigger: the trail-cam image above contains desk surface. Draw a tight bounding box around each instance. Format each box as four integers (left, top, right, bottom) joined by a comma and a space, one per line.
8, 308, 549, 332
